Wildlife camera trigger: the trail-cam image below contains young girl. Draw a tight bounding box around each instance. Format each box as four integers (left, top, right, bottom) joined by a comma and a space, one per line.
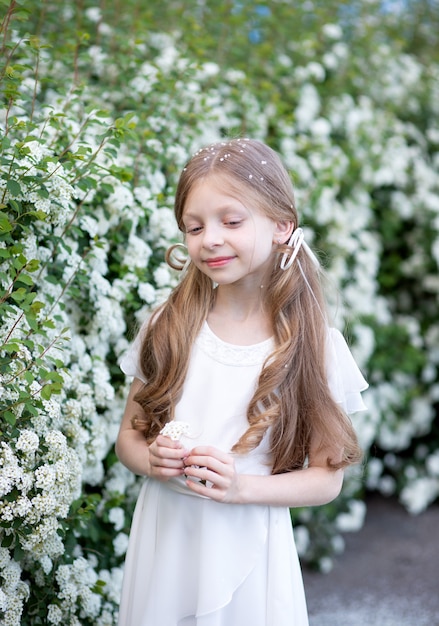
116, 138, 368, 626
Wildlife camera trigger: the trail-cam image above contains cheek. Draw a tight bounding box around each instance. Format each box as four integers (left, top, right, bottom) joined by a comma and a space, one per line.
253, 231, 275, 256
186, 239, 199, 260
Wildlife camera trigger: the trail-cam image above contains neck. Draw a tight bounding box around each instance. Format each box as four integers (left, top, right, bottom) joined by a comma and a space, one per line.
216, 284, 264, 316
207, 283, 272, 344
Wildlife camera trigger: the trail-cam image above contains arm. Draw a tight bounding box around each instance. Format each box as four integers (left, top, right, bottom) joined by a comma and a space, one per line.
236, 465, 343, 507
115, 378, 188, 479
182, 439, 344, 507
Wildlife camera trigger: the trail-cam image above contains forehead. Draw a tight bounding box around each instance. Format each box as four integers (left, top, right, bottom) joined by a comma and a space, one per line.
183, 174, 255, 211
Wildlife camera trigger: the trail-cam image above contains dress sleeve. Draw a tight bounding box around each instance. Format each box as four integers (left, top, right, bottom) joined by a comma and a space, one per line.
119, 324, 148, 382
326, 328, 368, 414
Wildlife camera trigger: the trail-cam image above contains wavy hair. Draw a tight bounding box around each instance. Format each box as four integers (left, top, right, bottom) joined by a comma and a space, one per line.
133, 138, 362, 473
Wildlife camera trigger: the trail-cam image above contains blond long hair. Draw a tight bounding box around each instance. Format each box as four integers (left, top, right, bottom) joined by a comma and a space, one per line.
134, 138, 362, 473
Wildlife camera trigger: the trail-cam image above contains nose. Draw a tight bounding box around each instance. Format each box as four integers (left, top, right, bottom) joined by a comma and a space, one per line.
202, 224, 224, 249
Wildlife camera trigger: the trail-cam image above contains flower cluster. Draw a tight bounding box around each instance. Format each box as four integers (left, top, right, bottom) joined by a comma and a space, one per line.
160, 421, 191, 441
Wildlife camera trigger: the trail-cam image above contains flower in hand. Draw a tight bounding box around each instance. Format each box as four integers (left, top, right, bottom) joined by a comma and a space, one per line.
159, 421, 190, 441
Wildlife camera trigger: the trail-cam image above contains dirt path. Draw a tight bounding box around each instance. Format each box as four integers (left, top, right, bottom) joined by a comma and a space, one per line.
303, 494, 439, 626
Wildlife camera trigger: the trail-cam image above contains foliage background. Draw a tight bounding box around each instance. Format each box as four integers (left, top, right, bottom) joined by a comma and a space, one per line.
1, 0, 438, 623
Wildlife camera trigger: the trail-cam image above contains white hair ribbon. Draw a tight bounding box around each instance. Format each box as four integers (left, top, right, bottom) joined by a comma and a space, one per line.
280, 227, 320, 270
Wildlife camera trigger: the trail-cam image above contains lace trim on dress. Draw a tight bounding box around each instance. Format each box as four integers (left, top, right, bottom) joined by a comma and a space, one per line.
197, 322, 274, 367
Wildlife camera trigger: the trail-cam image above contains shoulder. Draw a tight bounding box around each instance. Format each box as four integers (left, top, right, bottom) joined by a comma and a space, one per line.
325, 327, 369, 414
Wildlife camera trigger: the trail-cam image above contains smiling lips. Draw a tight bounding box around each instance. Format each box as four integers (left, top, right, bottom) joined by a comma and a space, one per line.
204, 256, 235, 268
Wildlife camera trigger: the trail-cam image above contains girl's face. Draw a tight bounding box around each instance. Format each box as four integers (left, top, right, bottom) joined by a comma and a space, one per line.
182, 178, 288, 287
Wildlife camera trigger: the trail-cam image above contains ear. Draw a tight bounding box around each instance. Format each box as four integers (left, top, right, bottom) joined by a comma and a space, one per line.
273, 220, 294, 245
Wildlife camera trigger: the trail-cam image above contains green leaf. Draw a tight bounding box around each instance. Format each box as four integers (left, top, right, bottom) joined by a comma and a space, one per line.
29, 210, 48, 220
13, 542, 25, 562
36, 186, 49, 199
92, 579, 107, 595
0, 247, 11, 259
1, 534, 14, 548
40, 370, 64, 383
40, 382, 62, 400
6, 179, 21, 196
0, 212, 12, 233
26, 259, 40, 272
1, 342, 20, 353
10, 287, 27, 302
16, 273, 34, 286
3, 411, 17, 426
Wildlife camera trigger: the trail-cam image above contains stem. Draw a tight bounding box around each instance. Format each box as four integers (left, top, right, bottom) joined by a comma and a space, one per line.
1, 330, 67, 388
0, 146, 18, 203
30, 46, 40, 124
0, 260, 33, 306
42, 240, 93, 322
0, 0, 16, 55
1, 309, 25, 344
70, 131, 110, 184
73, 0, 85, 85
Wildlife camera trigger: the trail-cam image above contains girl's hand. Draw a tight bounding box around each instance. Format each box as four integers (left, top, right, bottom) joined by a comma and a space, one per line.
148, 435, 189, 481
183, 446, 242, 503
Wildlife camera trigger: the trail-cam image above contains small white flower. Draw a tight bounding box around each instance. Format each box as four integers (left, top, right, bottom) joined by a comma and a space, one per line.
426, 451, 439, 476
322, 23, 343, 39
35, 464, 56, 490
47, 604, 63, 624
40, 555, 53, 575
138, 282, 156, 304
15, 430, 39, 454
0, 547, 11, 568
0, 587, 7, 612
108, 507, 125, 531
153, 264, 172, 288
400, 476, 439, 514
113, 532, 129, 557
85, 7, 101, 22
293, 525, 310, 556
335, 500, 366, 532
160, 421, 190, 441
318, 556, 334, 573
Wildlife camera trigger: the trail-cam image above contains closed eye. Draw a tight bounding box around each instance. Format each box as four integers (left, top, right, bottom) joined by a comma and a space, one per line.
186, 225, 203, 234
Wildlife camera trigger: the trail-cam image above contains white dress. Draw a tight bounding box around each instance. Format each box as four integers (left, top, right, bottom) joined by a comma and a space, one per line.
118, 322, 368, 626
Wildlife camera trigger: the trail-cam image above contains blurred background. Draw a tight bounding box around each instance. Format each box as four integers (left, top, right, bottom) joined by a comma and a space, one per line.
1, 1, 438, 624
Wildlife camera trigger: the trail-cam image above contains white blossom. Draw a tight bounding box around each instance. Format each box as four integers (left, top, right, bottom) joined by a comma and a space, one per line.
153, 264, 173, 288
293, 525, 310, 556
426, 451, 439, 476
138, 281, 157, 304
322, 23, 343, 40
400, 477, 439, 514
113, 532, 129, 557
108, 507, 125, 531
15, 430, 39, 455
47, 604, 63, 624
160, 421, 190, 441
336, 500, 366, 532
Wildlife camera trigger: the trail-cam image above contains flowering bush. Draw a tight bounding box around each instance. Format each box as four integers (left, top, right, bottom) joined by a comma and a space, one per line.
0, 3, 267, 623
1, 0, 438, 623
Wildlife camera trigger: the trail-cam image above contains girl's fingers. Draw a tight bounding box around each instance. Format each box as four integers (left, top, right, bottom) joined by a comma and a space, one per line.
151, 436, 189, 460
188, 446, 230, 461
184, 446, 232, 471
183, 453, 234, 484
155, 435, 186, 451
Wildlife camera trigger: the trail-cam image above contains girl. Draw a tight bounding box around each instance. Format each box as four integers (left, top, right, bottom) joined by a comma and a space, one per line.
116, 138, 368, 626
